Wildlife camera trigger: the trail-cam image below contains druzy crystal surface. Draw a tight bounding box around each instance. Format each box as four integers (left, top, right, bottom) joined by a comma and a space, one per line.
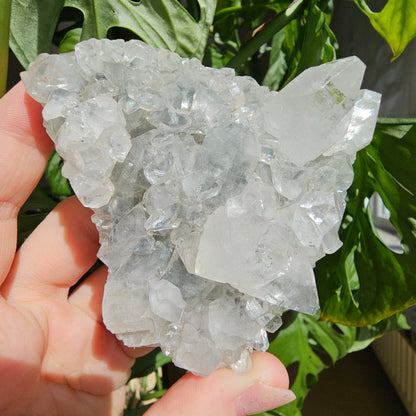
22, 39, 380, 376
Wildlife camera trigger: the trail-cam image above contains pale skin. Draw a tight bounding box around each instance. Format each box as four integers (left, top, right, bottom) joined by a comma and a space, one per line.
0, 82, 295, 416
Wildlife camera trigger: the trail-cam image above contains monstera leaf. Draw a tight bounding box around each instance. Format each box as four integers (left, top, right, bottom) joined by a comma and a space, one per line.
316, 119, 416, 326
10, 0, 217, 69
353, 0, 416, 60
268, 313, 354, 415
267, 311, 408, 415
10, 0, 65, 69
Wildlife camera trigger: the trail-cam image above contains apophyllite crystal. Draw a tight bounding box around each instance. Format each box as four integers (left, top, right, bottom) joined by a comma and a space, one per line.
21, 38, 380, 376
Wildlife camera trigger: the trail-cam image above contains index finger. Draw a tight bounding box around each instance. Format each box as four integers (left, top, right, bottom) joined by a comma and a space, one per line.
0, 81, 54, 280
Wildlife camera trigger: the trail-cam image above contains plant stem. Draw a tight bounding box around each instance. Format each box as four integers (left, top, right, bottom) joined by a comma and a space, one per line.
226, 0, 307, 70
140, 389, 167, 401
214, 5, 262, 21
0, 0, 12, 97
155, 370, 163, 391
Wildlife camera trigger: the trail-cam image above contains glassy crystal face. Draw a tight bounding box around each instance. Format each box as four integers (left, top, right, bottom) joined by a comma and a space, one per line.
21, 38, 381, 376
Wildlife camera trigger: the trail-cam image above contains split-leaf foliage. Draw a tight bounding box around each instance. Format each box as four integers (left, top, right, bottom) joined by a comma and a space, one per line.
8, 0, 416, 414
353, 0, 416, 61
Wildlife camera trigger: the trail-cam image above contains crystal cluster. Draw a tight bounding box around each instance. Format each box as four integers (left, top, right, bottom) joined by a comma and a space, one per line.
21, 39, 380, 376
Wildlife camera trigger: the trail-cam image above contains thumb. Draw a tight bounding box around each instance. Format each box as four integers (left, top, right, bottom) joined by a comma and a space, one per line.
145, 351, 295, 416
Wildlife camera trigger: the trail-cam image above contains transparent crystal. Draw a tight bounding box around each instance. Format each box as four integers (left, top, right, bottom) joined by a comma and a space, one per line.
21, 39, 381, 376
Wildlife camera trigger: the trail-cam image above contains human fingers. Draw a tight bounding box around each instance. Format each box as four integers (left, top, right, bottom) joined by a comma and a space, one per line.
2, 196, 99, 302
0, 82, 54, 280
68, 265, 108, 321
145, 351, 295, 416
37, 384, 126, 416
40, 300, 134, 395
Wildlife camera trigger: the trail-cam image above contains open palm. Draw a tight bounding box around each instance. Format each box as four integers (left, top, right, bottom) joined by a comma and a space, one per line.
0, 83, 293, 416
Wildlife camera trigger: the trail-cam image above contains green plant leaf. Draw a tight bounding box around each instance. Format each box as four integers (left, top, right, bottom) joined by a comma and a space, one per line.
281, 0, 337, 86
316, 119, 416, 325
350, 312, 409, 352
213, 0, 276, 42
65, 0, 217, 59
17, 187, 58, 246
211, 0, 241, 47
10, 0, 65, 69
203, 42, 228, 69
0, 0, 11, 97
290, 2, 335, 77
267, 311, 406, 415
262, 29, 287, 90
353, 0, 416, 60
130, 348, 171, 379
210, 0, 294, 78
123, 405, 153, 416
59, 27, 82, 53
214, 2, 265, 21
226, 0, 307, 69
10, 0, 217, 70
268, 312, 356, 415
44, 151, 73, 200
252, 410, 283, 416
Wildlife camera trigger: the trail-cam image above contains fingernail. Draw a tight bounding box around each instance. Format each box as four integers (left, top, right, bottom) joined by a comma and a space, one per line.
235, 383, 296, 416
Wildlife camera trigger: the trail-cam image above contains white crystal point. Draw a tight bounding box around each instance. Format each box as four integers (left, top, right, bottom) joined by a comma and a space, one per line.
263, 57, 380, 166
21, 39, 381, 376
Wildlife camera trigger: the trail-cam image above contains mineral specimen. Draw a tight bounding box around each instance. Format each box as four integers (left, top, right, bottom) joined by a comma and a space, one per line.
21, 38, 381, 376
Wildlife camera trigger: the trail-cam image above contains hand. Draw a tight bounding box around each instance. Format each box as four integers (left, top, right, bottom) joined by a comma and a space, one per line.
0, 82, 295, 416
